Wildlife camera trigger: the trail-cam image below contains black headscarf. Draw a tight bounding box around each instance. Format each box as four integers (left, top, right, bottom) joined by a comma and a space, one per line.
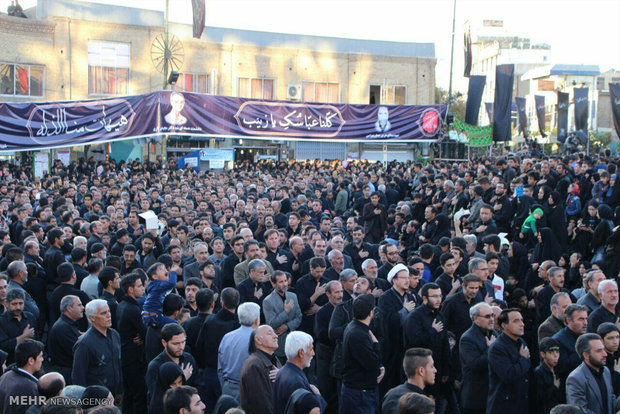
547, 191, 568, 250
532, 227, 562, 264
149, 362, 184, 414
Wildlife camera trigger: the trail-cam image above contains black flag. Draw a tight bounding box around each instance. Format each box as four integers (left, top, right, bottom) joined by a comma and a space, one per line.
535, 95, 547, 137
557, 92, 569, 143
465, 75, 485, 125
464, 26, 472, 77
574, 88, 589, 134
492, 64, 514, 142
516, 97, 527, 137
191, 0, 205, 39
610, 83, 620, 141
485, 102, 493, 124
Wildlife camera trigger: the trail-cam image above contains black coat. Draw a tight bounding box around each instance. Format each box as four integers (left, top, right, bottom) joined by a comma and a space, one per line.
377, 288, 414, 391
459, 324, 497, 410
487, 333, 530, 414
534, 362, 563, 414
196, 308, 240, 370
404, 305, 450, 379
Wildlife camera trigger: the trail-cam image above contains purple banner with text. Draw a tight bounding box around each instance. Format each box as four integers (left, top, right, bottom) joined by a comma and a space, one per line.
0, 91, 447, 150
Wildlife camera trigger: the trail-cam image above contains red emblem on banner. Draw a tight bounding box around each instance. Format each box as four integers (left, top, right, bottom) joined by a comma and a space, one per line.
422, 110, 439, 134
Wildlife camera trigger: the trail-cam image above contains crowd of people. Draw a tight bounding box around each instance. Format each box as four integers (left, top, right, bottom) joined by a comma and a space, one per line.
0, 146, 619, 414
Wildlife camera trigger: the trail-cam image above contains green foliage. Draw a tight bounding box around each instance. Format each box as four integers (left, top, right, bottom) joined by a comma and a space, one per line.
435, 87, 466, 120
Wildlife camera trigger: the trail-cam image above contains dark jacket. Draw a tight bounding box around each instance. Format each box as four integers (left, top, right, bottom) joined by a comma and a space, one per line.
537, 314, 564, 341
145, 351, 197, 403
239, 349, 280, 414
342, 319, 382, 390
442, 292, 480, 340
487, 332, 530, 414
116, 296, 147, 367
72, 326, 123, 396
0, 366, 38, 414
48, 314, 81, 369
553, 327, 582, 380
382, 382, 424, 414
328, 298, 353, 378
196, 308, 240, 369
534, 362, 563, 414
459, 324, 497, 410
404, 305, 450, 379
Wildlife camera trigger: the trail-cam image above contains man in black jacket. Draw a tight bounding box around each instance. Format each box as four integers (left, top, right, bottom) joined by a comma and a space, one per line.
145, 323, 197, 403
404, 283, 450, 403
117, 273, 147, 414
442, 274, 481, 342
534, 337, 563, 414
43, 228, 66, 289
196, 287, 240, 414
47, 294, 84, 383
314, 280, 343, 414
341, 294, 384, 414
382, 347, 436, 414
49, 262, 90, 330
459, 302, 498, 414
182, 288, 215, 357
487, 308, 531, 414
377, 264, 416, 394
361, 192, 387, 244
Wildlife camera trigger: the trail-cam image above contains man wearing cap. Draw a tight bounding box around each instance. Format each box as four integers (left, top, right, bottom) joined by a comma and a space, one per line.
534, 337, 563, 414
377, 263, 416, 393
361, 192, 387, 244
110, 228, 131, 257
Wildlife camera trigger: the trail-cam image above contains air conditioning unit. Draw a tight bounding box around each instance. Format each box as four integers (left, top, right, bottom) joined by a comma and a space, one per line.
287, 84, 302, 100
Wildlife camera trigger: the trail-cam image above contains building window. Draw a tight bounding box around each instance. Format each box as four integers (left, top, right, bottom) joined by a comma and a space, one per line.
177, 73, 209, 93
302, 82, 340, 103
88, 41, 130, 96
238, 77, 274, 99
368, 85, 406, 104
0, 63, 44, 97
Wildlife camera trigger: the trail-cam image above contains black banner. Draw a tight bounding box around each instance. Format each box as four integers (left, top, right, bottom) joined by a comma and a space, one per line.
574, 87, 589, 134
191, 0, 205, 39
557, 92, 569, 143
492, 64, 514, 142
535, 95, 547, 137
611, 83, 620, 140
485, 102, 493, 123
516, 97, 527, 137
465, 75, 485, 125
464, 27, 472, 77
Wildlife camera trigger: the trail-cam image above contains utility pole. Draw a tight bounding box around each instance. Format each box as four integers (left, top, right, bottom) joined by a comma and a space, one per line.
162, 0, 170, 90
447, 0, 457, 109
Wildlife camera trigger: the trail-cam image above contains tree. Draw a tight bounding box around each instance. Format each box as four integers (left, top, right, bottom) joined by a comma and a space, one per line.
435, 87, 466, 120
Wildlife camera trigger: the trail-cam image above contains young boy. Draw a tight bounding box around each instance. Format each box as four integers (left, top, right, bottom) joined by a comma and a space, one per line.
142, 261, 178, 327
534, 337, 563, 414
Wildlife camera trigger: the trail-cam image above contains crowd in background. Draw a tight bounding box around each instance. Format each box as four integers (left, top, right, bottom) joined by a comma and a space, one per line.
0, 146, 620, 414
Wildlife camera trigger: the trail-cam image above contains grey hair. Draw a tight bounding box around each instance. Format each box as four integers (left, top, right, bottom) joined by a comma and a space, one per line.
7, 261, 26, 280
547, 266, 564, 279
284, 331, 313, 360
327, 249, 343, 260
468, 258, 486, 272
237, 302, 260, 326
85, 299, 108, 318
239, 228, 253, 238
584, 270, 604, 286
24, 240, 38, 252
248, 259, 266, 272
598, 279, 617, 296
469, 302, 491, 321
73, 236, 87, 246
325, 280, 341, 294
575, 333, 602, 359
463, 234, 477, 246
60, 385, 85, 399
60, 295, 79, 313
193, 242, 208, 255
339, 269, 357, 282
361, 259, 376, 272
6, 288, 25, 302
289, 236, 303, 248
550, 292, 570, 312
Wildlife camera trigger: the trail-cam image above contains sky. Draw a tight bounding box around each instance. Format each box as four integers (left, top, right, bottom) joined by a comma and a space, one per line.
6, 0, 620, 92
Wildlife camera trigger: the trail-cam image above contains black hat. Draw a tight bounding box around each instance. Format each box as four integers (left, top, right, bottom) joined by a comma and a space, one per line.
90, 243, 105, 254
116, 228, 129, 239
538, 337, 560, 353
